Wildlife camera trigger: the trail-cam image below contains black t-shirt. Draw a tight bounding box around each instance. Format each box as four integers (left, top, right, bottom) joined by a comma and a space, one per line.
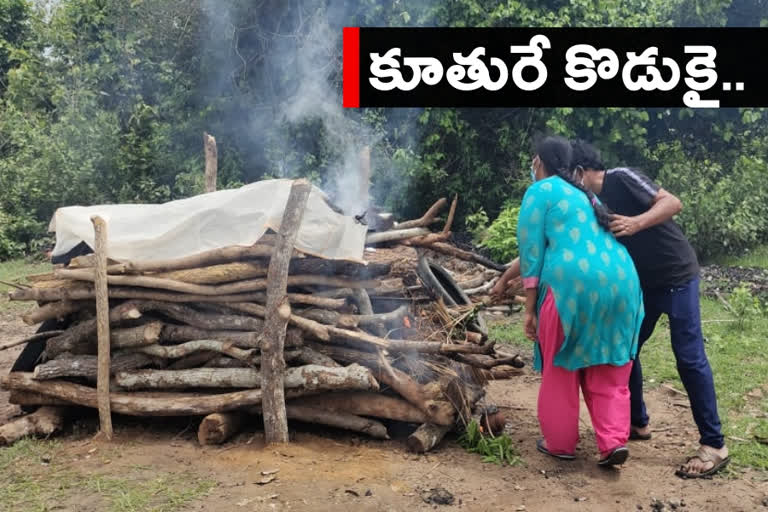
598, 167, 699, 290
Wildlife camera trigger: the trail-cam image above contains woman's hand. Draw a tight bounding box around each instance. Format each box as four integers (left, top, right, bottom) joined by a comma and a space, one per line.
489, 279, 508, 301
524, 310, 538, 341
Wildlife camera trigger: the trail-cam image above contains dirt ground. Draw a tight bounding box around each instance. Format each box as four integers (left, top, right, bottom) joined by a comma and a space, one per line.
2, 308, 767, 512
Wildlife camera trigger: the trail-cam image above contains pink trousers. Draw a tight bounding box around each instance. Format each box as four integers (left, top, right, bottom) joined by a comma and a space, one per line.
537, 288, 632, 458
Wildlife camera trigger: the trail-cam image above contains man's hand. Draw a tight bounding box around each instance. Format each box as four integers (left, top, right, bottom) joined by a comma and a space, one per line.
490, 279, 508, 301
524, 311, 537, 341
610, 214, 643, 237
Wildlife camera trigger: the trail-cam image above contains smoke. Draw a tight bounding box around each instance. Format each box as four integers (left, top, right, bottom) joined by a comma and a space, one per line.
201, 1, 380, 216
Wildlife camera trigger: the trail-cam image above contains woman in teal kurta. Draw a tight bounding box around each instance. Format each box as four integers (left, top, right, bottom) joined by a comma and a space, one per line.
518, 136, 644, 466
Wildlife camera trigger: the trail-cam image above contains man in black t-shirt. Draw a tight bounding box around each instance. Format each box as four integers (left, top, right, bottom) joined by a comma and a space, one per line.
571, 141, 729, 479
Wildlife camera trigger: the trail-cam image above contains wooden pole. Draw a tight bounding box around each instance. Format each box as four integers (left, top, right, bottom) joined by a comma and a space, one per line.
262, 178, 311, 444
91, 215, 113, 439
204, 132, 217, 193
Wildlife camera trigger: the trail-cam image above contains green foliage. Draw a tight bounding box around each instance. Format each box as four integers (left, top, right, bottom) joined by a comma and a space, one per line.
729, 283, 763, 330
459, 419, 521, 466
1, 0, 768, 261
479, 203, 521, 263
465, 208, 490, 244
657, 152, 768, 260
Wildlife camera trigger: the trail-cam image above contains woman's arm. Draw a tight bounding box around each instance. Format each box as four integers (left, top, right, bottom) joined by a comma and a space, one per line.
524, 287, 538, 340
490, 257, 520, 297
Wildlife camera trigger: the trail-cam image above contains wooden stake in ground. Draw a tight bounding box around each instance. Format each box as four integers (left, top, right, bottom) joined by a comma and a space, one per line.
262, 178, 311, 444
91, 215, 113, 439
204, 132, 217, 193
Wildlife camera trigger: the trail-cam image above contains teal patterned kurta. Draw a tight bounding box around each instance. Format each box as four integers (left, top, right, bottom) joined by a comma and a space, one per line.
517, 176, 644, 371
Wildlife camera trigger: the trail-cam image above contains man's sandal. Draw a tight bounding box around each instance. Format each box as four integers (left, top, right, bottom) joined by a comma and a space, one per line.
629, 426, 651, 441
675, 446, 730, 479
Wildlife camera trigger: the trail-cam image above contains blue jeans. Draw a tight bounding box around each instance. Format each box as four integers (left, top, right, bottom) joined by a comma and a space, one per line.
630, 277, 725, 448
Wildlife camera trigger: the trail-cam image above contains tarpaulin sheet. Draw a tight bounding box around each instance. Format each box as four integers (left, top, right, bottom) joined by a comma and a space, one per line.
49, 179, 367, 263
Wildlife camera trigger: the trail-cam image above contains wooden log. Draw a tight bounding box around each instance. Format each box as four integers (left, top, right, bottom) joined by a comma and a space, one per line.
394, 198, 447, 230
0, 407, 68, 446
54, 268, 379, 296
43, 302, 142, 359
32, 352, 156, 381
284, 405, 388, 439
406, 423, 452, 454
295, 347, 341, 367
103, 244, 279, 275
401, 232, 451, 247
225, 302, 331, 343
424, 242, 508, 272
201, 350, 309, 369
365, 228, 430, 245
290, 392, 428, 423
375, 353, 454, 426
10, 287, 344, 306
442, 194, 458, 235
202, 356, 248, 369
111, 321, 164, 349
289, 259, 391, 279
464, 277, 500, 296
0, 330, 65, 352
168, 351, 219, 370
91, 214, 113, 439
161, 324, 303, 349
481, 365, 524, 380
198, 412, 243, 445
1, 372, 316, 416
296, 308, 359, 328
349, 288, 382, 334
22, 300, 91, 325
204, 131, 217, 193
263, 179, 311, 445
134, 341, 258, 364
8, 390, 71, 406
356, 305, 410, 334
153, 262, 267, 284
114, 364, 377, 391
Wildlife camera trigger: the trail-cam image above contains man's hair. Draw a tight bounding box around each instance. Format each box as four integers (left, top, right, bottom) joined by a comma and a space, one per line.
570, 140, 605, 171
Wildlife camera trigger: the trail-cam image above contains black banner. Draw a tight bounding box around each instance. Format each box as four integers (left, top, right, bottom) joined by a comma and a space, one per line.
343, 28, 768, 108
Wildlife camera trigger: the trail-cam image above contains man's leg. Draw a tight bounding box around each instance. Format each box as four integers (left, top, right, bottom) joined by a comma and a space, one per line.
630, 292, 663, 431
667, 278, 725, 450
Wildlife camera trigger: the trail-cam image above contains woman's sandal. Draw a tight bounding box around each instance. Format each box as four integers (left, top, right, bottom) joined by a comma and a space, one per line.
536, 439, 575, 461
675, 447, 730, 479
597, 446, 629, 467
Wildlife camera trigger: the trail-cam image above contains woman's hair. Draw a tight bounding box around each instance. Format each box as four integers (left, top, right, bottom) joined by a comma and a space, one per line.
535, 136, 613, 232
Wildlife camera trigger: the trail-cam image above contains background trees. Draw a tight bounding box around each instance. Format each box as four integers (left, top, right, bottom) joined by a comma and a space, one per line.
1, 0, 766, 260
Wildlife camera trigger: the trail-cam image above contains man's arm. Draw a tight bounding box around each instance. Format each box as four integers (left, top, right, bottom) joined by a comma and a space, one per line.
611, 188, 682, 237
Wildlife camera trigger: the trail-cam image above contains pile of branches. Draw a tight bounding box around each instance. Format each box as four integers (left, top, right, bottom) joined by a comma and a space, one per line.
1, 193, 523, 452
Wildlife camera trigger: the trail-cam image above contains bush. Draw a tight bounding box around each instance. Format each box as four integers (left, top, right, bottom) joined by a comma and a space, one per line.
476, 203, 520, 263
657, 153, 768, 260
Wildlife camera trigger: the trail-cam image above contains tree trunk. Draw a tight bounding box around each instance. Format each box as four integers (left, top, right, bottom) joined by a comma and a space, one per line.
111, 321, 164, 349
481, 365, 524, 380
284, 405, 388, 439
91, 215, 113, 439
22, 300, 91, 325
198, 412, 243, 445
203, 131, 217, 193
1, 372, 315, 416
262, 179, 312, 445
168, 351, 219, 370
365, 228, 430, 245
394, 198, 447, 230
406, 423, 452, 453
294, 347, 341, 368
290, 392, 428, 423
55, 268, 379, 296
104, 244, 278, 275
44, 302, 142, 359
0, 407, 68, 446
134, 341, 258, 364
32, 352, 156, 380
154, 262, 266, 284
114, 364, 378, 391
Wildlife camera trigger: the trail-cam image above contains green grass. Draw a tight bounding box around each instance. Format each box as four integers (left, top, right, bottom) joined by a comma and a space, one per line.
0, 438, 216, 512
715, 243, 768, 268
0, 259, 52, 313
490, 297, 768, 473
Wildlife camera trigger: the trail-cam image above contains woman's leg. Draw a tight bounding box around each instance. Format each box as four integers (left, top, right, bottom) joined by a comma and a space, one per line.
537, 288, 581, 455
582, 362, 633, 457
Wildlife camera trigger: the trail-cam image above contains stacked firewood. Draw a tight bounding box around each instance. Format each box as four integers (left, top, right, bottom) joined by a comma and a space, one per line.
1, 195, 523, 452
